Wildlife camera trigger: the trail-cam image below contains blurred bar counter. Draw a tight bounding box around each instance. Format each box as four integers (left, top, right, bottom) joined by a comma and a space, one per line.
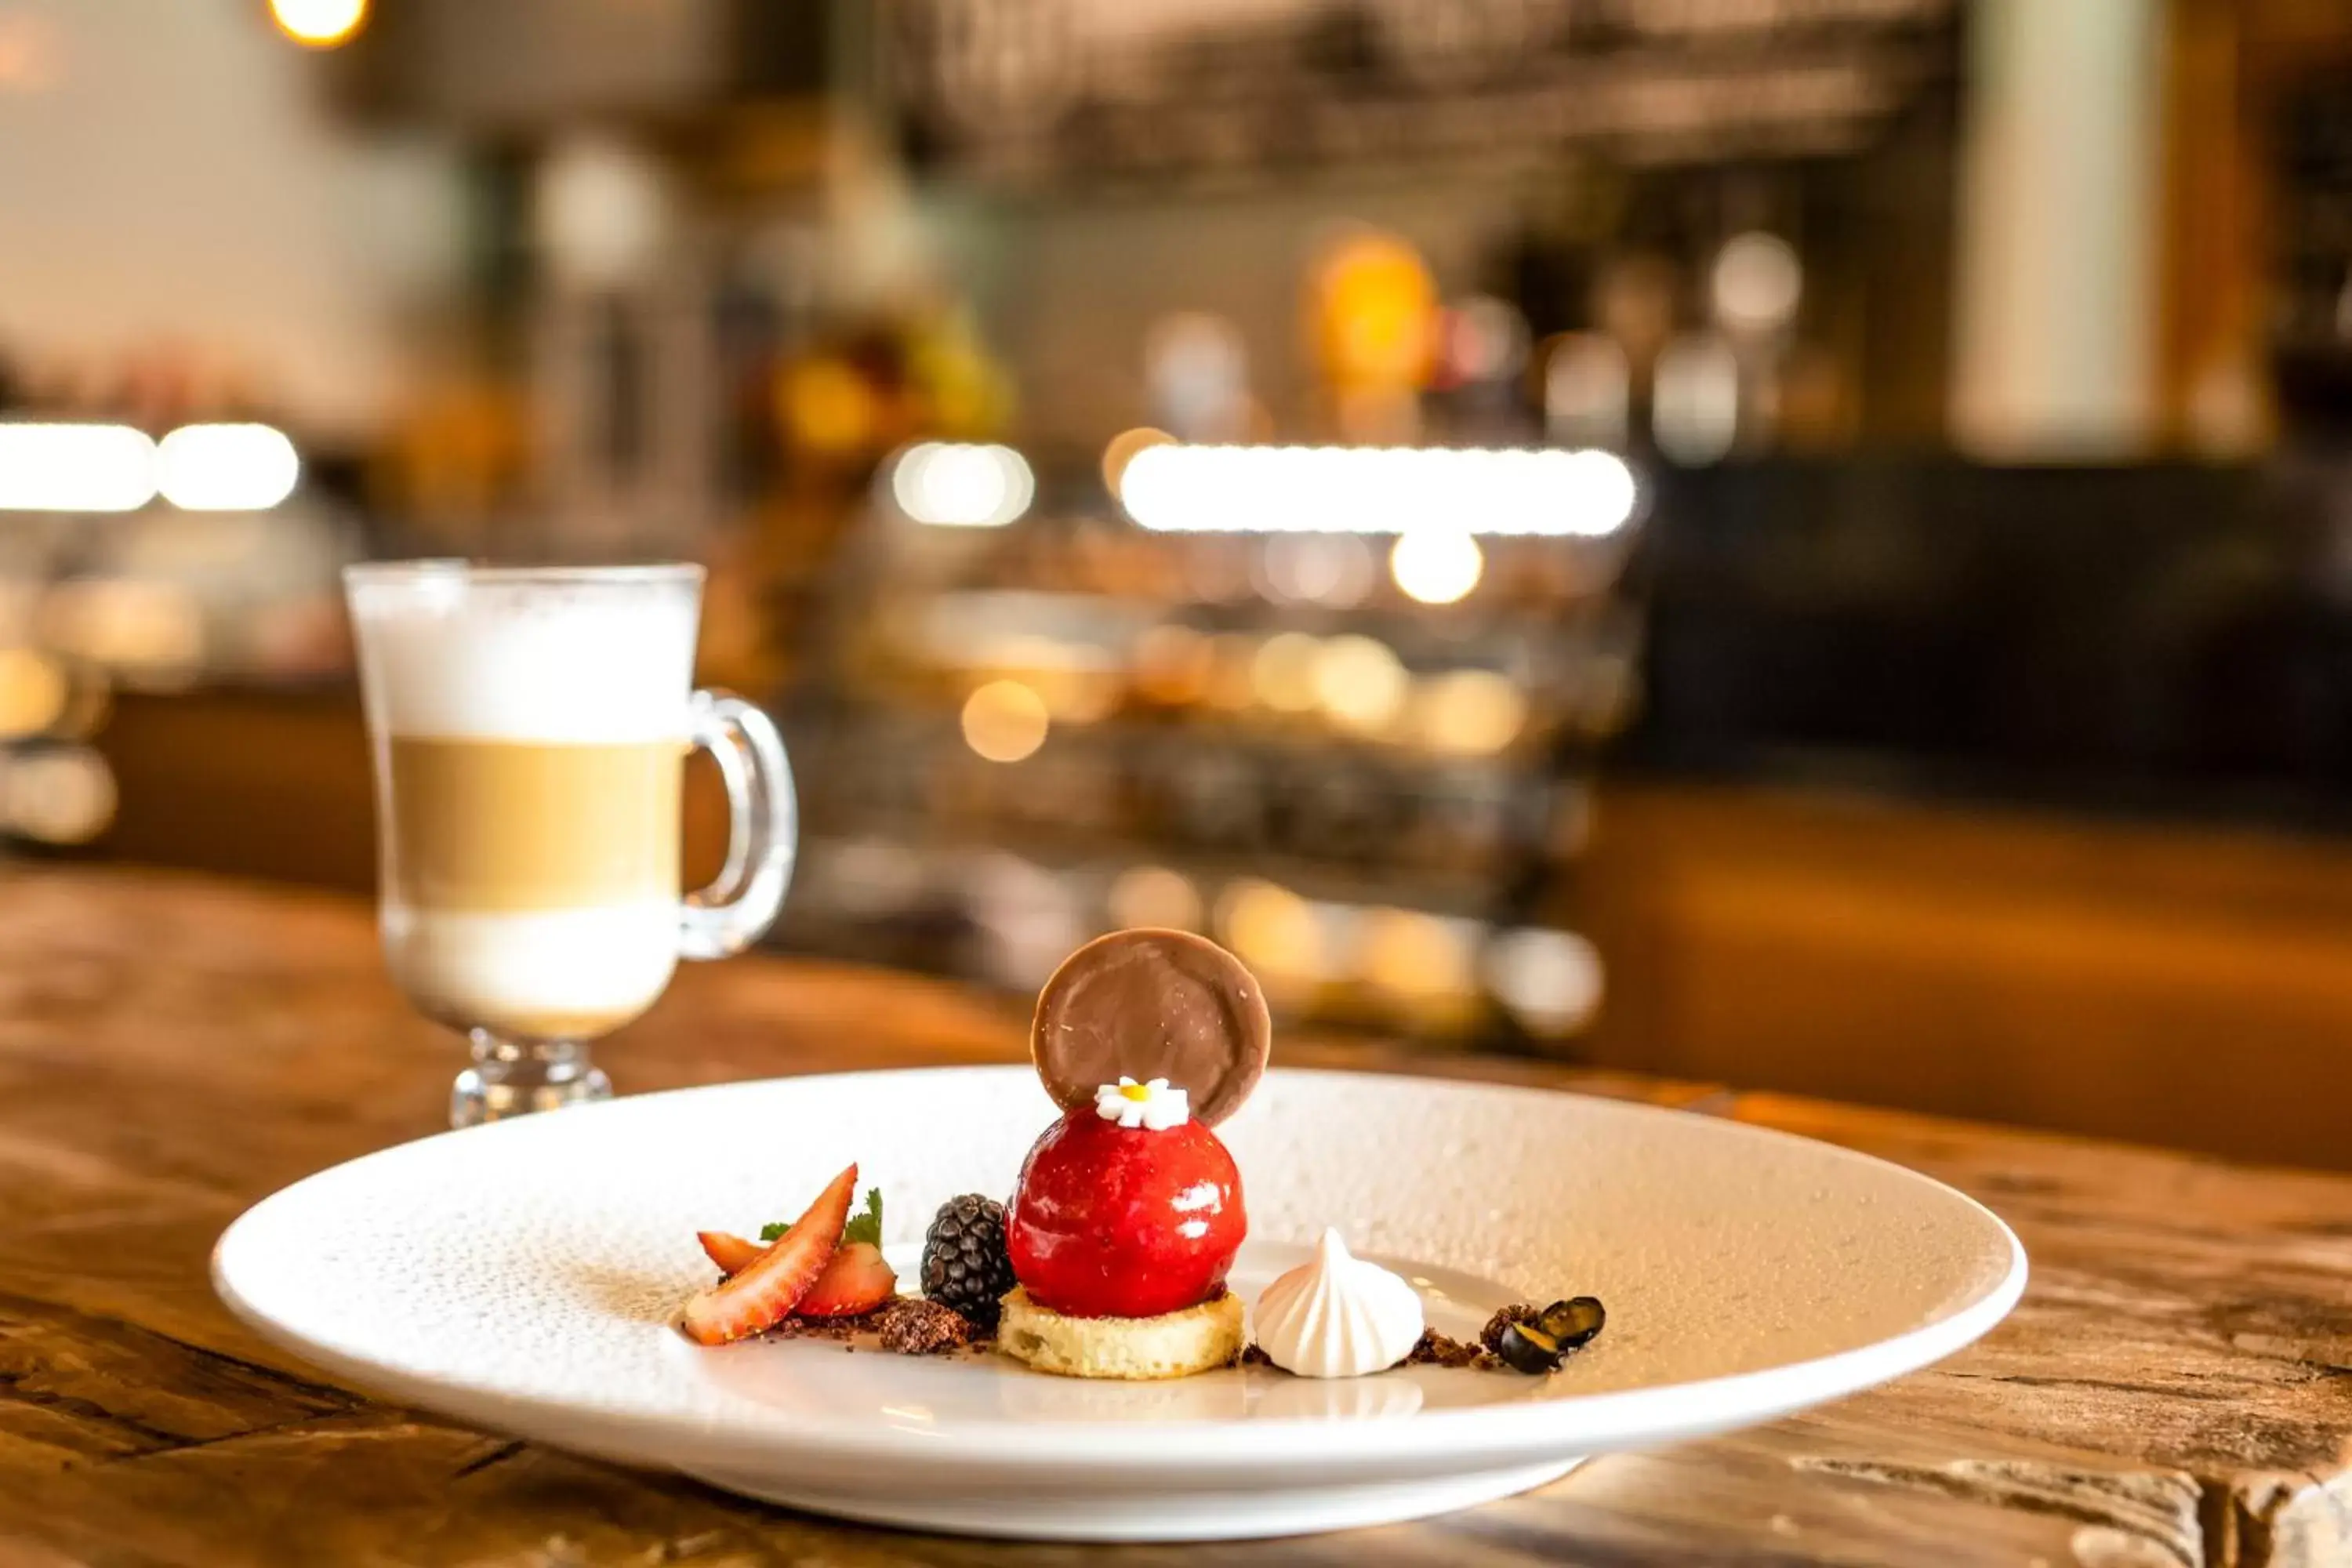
85, 681, 2352, 1174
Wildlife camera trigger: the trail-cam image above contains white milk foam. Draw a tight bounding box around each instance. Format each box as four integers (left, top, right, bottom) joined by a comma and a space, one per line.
384, 903, 679, 1032
350, 575, 699, 743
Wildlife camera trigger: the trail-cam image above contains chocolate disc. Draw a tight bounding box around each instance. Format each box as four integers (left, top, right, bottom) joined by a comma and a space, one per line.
1030, 929, 1271, 1127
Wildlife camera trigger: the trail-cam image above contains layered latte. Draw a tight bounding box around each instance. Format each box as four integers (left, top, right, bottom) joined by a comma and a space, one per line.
350, 573, 699, 1042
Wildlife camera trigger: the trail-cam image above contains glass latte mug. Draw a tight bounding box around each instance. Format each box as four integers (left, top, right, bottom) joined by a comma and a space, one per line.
346, 562, 795, 1127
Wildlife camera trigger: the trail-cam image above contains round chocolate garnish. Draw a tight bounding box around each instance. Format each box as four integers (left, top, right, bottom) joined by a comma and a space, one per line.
1030, 929, 1271, 1127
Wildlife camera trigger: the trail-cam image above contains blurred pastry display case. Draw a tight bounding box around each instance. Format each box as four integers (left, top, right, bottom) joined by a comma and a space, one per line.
773, 437, 1645, 1054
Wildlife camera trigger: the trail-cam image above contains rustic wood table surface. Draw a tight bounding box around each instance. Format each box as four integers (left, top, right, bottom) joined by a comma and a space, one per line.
2, 869, 2349, 1567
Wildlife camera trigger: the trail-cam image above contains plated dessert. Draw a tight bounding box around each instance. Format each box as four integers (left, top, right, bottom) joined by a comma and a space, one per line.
222, 1044, 2024, 1537
681, 928, 1606, 1381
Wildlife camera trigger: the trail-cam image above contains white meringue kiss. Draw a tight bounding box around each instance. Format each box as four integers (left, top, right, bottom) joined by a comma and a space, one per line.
1251, 1229, 1425, 1378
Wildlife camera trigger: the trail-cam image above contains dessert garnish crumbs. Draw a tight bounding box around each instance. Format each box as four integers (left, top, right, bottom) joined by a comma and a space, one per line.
755, 1295, 978, 1356
877, 1296, 975, 1356
760, 1313, 866, 1343
1403, 1328, 1496, 1369
1245, 1305, 1598, 1374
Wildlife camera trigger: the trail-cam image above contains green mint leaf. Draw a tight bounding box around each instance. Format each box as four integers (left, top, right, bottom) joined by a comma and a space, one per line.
757, 1188, 883, 1247
842, 1187, 884, 1249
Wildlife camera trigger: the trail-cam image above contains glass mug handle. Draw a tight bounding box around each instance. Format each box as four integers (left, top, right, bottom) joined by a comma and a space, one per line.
679, 690, 797, 961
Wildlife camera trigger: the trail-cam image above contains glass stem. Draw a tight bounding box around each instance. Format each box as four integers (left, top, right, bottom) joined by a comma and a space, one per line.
452, 1032, 612, 1128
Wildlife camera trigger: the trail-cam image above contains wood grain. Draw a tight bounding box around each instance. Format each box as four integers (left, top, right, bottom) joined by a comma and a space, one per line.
2, 868, 2350, 1566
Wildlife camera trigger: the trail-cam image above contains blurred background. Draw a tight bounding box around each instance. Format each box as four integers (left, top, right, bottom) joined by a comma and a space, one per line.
5, 0, 2351, 1167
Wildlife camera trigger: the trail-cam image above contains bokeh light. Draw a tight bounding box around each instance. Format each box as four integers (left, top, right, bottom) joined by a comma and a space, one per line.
960, 679, 1051, 762
1414, 670, 1526, 755
1544, 332, 1632, 448
1101, 427, 1173, 496
155, 424, 300, 511
1654, 335, 1741, 464
0, 648, 67, 739
891, 442, 1036, 528
1312, 634, 1407, 735
1713, 232, 1804, 334
1483, 927, 1605, 1036
1120, 443, 1635, 537
5, 746, 116, 844
1108, 865, 1203, 933
270, 0, 368, 49
1217, 878, 1325, 989
0, 425, 156, 513
1356, 907, 1475, 1000
779, 359, 879, 456
1444, 296, 1532, 384
1249, 632, 1323, 713
1389, 529, 1483, 605
535, 133, 670, 289
1312, 230, 1437, 390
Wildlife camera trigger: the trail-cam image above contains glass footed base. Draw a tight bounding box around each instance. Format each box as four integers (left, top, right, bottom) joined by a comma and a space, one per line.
452, 1032, 612, 1129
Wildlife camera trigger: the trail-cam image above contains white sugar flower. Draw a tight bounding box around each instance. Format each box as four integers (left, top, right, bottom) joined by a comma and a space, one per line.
1094, 1076, 1191, 1132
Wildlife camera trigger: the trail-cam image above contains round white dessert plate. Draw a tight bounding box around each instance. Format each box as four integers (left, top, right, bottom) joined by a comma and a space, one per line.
213, 1066, 2026, 1542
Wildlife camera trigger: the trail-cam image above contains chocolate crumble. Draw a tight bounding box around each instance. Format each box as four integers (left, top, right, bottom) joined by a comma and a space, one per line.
1403, 1327, 1497, 1369
1241, 1329, 1515, 1372
749, 1296, 979, 1355
760, 1312, 869, 1343
877, 1296, 975, 1356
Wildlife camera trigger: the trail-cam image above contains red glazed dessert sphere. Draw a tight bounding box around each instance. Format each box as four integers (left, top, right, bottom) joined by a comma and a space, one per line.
1005, 1106, 1246, 1319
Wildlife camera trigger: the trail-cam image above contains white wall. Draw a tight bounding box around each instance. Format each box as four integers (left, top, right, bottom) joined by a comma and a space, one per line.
0, 0, 462, 437
1951, 0, 2167, 459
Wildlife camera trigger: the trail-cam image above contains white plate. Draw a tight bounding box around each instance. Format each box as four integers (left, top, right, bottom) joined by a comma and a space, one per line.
213, 1066, 2025, 1541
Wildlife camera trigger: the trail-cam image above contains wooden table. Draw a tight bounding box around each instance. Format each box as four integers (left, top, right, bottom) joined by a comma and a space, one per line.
2, 869, 2349, 1567
96, 687, 2352, 1174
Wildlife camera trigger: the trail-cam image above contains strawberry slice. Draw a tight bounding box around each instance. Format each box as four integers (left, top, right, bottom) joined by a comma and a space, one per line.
701, 1227, 896, 1316
698, 1230, 762, 1276
681, 1163, 858, 1345
794, 1242, 898, 1317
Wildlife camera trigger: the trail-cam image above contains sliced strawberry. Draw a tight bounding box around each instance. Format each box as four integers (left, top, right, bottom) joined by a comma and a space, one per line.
681, 1163, 857, 1346
794, 1242, 898, 1318
702, 1225, 894, 1315
698, 1230, 763, 1276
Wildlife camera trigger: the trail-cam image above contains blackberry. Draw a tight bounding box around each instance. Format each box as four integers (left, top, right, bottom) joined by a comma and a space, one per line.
920, 1193, 1015, 1330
